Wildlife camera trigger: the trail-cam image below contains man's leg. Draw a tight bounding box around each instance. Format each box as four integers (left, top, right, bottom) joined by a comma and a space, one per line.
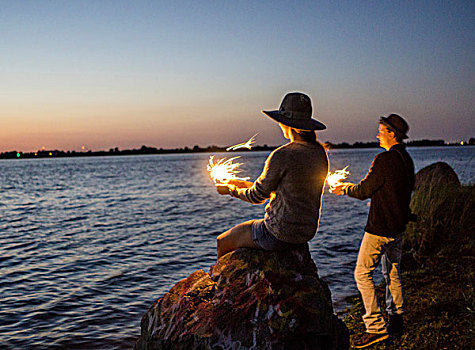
382, 233, 404, 335
354, 232, 392, 334
216, 220, 257, 260
381, 233, 404, 315
381, 253, 395, 314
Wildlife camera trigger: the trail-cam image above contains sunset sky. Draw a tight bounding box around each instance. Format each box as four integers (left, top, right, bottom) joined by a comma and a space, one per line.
1, 1, 474, 152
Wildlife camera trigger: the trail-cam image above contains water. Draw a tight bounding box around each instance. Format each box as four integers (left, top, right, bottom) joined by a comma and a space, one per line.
1, 146, 473, 349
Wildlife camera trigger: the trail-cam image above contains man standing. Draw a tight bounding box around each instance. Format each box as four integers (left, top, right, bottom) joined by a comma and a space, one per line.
332, 114, 415, 348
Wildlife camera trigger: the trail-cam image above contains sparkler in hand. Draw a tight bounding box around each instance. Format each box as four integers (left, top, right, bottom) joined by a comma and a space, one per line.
326, 166, 350, 192
207, 156, 251, 184
226, 133, 258, 151
208, 134, 256, 189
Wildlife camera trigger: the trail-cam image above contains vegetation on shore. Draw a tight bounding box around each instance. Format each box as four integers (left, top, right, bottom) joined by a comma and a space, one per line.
343, 182, 475, 349
0, 144, 276, 159
405, 183, 474, 257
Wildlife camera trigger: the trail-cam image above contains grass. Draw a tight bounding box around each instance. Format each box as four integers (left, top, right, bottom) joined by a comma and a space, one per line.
404, 183, 475, 258
343, 183, 475, 349
343, 256, 474, 349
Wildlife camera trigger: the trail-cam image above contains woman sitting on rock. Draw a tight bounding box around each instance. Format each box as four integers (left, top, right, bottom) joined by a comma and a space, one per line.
216, 92, 329, 259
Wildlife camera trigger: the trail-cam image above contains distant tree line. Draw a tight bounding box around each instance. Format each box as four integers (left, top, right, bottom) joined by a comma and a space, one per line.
325, 138, 473, 149
0, 144, 276, 159
1, 138, 473, 159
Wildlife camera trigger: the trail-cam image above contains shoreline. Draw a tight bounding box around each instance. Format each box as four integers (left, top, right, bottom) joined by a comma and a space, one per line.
1, 144, 473, 160
342, 175, 474, 349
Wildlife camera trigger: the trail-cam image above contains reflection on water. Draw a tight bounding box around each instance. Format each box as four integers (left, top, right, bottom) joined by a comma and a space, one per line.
0, 146, 473, 348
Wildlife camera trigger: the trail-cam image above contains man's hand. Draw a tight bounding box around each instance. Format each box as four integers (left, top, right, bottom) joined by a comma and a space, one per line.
331, 183, 351, 196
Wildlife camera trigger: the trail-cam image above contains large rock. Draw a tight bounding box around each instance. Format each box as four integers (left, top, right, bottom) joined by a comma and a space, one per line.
414, 161, 460, 190
135, 245, 349, 349
404, 162, 473, 257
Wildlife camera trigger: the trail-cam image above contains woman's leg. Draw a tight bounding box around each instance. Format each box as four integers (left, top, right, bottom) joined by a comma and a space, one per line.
216, 220, 257, 260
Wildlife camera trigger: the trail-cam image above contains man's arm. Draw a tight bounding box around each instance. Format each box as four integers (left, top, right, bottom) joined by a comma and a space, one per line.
331, 155, 385, 200
348, 154, 385, 199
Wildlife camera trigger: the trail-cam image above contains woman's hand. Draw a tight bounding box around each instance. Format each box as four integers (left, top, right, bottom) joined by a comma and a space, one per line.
216, 184, 231, 195
226, 179, 253, 188
216, 180, 252, 196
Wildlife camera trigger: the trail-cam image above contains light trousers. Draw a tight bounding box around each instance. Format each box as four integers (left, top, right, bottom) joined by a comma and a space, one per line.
354, 232, 404, 333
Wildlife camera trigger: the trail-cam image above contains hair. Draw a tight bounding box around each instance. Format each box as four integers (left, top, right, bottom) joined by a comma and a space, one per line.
293, 128, 317, 143
393, 133, 404, 143
379, 122, 404, 143
291, 128, 328, 151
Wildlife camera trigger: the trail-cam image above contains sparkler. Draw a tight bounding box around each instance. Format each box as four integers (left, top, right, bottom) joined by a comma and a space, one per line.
326, 166, 350, 191
207, 155, 250, 184
208, 134, 257, 184
226, 133, 258, 151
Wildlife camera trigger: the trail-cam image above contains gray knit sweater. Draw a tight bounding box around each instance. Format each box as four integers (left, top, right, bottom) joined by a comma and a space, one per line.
235, 141, 328, 244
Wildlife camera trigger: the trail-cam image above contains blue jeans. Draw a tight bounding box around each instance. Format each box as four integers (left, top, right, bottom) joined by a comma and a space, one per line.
251, 219, 303, 251
354, 232, 404, 333
381, 235, 404, 317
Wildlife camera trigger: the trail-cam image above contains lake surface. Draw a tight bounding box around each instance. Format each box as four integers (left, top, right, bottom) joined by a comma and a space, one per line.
1, 146, 473, 349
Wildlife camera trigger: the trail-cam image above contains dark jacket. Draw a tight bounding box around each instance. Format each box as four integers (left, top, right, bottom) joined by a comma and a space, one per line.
346, 144, 415, 237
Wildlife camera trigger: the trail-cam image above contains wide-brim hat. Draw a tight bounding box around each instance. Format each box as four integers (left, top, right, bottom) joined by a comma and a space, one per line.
262, 92, 326, 131
379, 114, 409, 139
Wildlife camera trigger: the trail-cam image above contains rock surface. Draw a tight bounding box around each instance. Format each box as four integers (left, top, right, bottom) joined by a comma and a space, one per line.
404, 162, 473, 257
135, 244, 349, 349
414, 161, 460, 190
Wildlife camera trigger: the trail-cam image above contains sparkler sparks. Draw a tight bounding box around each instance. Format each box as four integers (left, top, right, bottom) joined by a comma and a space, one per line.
226, 133, 258, 151
326, 166, 350, 191
208, 134, 257, 185
207, 156, 250, 184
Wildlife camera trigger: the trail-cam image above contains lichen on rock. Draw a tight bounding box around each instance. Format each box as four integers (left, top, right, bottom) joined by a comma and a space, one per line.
135, 244, 349, 350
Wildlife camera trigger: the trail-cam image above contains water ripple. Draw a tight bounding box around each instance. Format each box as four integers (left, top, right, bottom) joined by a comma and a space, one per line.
0, 148, 473, 348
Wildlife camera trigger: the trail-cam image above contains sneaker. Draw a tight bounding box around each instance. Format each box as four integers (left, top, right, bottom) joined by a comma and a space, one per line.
352, 332, 389, 348
387, 314, 403, 336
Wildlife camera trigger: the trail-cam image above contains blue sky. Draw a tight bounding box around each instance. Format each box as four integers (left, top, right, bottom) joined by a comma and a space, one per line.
1, 1, 474, 151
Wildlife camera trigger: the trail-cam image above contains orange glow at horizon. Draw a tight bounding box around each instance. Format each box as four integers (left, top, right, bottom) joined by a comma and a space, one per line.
0, 101, 276, 153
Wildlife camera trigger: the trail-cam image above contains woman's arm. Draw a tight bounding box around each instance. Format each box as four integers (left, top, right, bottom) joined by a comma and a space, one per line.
236, 150, 283, 204
216, 149, 283, 204
216, 179, 253, 196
